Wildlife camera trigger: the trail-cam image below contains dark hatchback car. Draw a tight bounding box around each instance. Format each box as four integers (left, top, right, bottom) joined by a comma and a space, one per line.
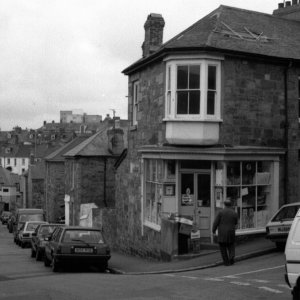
44, 226, 111, 272
31, 223, 62, 261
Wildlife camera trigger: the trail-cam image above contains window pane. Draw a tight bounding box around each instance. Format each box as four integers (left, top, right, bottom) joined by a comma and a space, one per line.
208, 65, 216, 90
189, 65, 200, 89
177, 91, 188, 114
242, 162, 256, 185
207, 91, 215, 115
177, 66, 188, 89
189, 91, 200, 114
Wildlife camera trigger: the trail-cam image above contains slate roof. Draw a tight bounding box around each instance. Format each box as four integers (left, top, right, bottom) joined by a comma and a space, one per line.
0, 167, 20, 186
45, 136, 90, 162
123, 5, 300, 74
64, 119, 128, 157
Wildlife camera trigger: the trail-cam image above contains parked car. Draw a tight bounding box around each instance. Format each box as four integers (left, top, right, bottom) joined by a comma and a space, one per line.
44, 226, 111, 272
266, 202, 300, 249
285, 208, 300, 300
1, 211, 12, 224
18, 221, 48, 248
12, 208, 46, 239
31, 223, 62, 260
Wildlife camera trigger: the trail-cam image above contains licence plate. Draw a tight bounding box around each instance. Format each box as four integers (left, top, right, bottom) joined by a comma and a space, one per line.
270, 226, 290, 233
74, 248, 94, 253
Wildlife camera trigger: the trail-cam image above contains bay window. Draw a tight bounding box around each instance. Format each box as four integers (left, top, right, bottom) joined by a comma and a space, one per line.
165, 58, 221, 120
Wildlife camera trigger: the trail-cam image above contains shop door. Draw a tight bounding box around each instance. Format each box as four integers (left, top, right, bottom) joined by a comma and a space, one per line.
195, 173, 211, 238
179, 173, 195, 217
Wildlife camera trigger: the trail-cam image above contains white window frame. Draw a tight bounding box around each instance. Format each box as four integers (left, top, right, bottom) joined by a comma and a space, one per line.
165, 58, 221, 121
132, 81, 139, 126
143, 159, 163, 231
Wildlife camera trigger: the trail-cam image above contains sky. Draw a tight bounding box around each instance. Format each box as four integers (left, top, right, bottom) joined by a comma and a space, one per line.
0, 0, 279, 130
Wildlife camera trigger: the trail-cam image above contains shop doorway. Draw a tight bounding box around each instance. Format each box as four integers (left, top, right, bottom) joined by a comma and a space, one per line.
179, 172, 211, 239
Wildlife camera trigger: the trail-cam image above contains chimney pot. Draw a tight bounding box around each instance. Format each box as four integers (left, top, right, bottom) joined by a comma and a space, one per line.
278, 2, 284, 8
292, 0, 298, 5
286, 1, 292, 6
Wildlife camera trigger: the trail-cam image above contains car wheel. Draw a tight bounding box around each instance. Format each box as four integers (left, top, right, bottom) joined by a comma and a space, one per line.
44, 255, 51, 267
51, 257, 59, 272
98, 262, 108, 273
293, 285, 300, 300
31, 248, 36, 258
275, 242, 285, 251
36, 249, 42, 261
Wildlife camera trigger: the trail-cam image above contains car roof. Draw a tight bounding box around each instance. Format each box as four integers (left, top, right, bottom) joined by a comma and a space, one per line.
62, 226, 102, 231
279, 202, 300, 208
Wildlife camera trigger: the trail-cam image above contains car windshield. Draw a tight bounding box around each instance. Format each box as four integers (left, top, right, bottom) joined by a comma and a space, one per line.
19, 214, 44, 222
272, 205, 300, 222
62, 230, 104, 244
26, 223, 42, 231
39, 225, 58, 236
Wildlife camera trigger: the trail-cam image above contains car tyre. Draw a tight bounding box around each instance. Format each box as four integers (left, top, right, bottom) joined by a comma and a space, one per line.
293, 285, 300, 300
31, 248, 36, 258
44, 255, 51, 267
98, 262, 108, 273
36, 248, 42, 261
51, 257, 59, 272
275, 242, 285, 251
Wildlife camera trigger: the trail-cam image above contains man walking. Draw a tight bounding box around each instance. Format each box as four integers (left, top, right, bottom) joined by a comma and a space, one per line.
212, 199, 238, 266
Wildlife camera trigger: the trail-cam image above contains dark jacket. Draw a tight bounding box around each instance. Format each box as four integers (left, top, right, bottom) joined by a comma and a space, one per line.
212, 207, 238, 244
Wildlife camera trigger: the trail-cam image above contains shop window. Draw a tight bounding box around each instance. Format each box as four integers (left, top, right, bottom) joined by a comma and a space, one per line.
145, 160, 163, 227
215, 161, 272, 230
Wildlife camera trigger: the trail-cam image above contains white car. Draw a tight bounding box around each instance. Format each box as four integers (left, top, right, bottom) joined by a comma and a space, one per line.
285, 208, 300, 300
266, 202, 300, 249
18, 221, 48, 248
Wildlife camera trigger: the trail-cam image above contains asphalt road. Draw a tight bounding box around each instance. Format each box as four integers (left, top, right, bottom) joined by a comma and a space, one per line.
0, 224, 292, 300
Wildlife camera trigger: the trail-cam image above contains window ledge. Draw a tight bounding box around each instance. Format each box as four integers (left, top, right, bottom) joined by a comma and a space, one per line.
163, 117, 223, 123
144, 220, 161, 232
130, 125, 137, 131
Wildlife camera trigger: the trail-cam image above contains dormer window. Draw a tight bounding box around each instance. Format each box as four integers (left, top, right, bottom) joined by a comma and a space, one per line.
165, 58, 221, 120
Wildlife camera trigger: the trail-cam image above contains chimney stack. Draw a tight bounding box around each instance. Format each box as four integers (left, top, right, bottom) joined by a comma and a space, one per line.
142, 13, 165, 58
274, 1, 300, 20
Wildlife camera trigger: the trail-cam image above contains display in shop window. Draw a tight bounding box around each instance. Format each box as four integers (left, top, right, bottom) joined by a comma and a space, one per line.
164, 184, 175, 196
181, 188, 194, 206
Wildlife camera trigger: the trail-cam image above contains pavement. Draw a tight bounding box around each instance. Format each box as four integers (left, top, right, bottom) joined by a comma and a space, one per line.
108, 236, 277, 275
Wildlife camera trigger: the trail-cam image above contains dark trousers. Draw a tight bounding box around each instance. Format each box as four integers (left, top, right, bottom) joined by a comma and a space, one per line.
219, 242, 235, 265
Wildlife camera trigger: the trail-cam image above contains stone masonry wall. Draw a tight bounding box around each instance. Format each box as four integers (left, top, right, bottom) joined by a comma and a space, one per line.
115, 56, 300, 259
45, 161, 65, 222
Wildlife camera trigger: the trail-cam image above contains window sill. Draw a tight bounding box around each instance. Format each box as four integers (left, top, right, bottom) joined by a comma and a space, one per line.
144, 220, 161, 232
163, 117, 223, 123
130, 125, 137, 131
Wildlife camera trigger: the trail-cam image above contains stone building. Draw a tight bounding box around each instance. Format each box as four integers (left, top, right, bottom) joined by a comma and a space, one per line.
44, 136, 90, 222
63, 118, 127, 230
112, 3, 300, 259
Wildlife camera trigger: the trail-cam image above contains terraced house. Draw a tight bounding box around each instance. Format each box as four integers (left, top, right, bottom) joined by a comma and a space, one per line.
112, 2, 300, 259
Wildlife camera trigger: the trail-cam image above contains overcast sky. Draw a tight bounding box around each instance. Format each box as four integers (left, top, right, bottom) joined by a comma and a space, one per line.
0, 0, 279, 130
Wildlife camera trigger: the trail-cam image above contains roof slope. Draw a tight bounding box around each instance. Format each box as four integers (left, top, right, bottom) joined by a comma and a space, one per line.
124, 5, 300, 74
64, 128, 110, 157
45, 136, 90, 162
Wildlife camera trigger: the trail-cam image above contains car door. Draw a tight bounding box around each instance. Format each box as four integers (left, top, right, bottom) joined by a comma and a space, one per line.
50, 228, 63, 257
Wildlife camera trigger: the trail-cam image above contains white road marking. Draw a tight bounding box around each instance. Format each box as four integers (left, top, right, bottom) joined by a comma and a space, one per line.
204, 278, 224, 282
219, 265, 284, 278
258, 286, 283, 294
223, 275, 239, 279
277, 284, 292, 290
181, 276, 198, 280
230, 281, 251, 286
249, 279, 270, 283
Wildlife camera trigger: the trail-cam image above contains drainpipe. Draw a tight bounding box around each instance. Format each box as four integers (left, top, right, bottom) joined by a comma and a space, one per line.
284, 62, 291, 205
103, 158, 108, 207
